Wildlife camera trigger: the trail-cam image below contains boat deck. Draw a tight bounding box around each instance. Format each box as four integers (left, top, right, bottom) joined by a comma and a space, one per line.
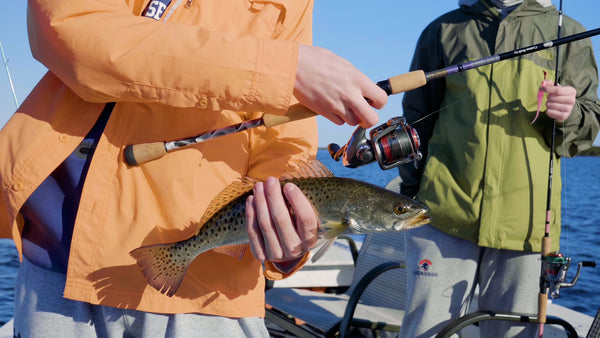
266, 238, 595, 337
0, 239, 594, 337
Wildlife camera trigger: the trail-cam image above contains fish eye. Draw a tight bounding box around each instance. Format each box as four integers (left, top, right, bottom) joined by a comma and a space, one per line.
394, 205, 407, 215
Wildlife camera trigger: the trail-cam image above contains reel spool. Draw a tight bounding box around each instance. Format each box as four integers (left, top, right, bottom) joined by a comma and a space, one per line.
328, 116, 422, 170
542, 251, 596, 299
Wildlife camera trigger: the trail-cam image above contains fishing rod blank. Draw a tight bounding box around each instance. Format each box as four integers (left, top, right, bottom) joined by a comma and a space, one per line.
124, 27, 600, 166
0, 40, 19, 109
377, 27, 600, 96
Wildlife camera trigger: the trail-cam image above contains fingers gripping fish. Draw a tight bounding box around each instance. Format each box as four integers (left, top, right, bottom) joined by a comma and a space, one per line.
130, 159, 431, 296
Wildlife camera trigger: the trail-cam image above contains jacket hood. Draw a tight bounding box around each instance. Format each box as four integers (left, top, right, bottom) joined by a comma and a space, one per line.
458, 0, 554, 19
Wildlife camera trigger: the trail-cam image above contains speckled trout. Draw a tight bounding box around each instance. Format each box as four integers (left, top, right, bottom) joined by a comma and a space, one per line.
130, 160, 430, 296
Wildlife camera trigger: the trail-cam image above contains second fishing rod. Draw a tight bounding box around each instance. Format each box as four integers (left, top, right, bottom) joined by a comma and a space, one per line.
124, 27, 600, 167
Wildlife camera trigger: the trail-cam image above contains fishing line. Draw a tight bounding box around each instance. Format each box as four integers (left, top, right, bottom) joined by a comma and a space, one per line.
560, 121, 570, 257
554, 43, 600, 257
407, 95, 473, 126
561, 20, 600, 260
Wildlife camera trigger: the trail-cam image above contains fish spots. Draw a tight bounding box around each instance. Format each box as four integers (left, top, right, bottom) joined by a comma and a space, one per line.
310, 191, 324, 203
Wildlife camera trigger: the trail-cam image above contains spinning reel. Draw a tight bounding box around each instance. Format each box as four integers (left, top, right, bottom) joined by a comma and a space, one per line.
541, 252, 596, 299
328, 116, 422, 170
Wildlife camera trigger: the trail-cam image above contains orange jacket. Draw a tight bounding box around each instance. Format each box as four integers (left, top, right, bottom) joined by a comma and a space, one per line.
0, 0, 317, 318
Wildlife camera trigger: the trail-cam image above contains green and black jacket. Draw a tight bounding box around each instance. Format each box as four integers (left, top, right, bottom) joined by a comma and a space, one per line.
399, 0, 600, 252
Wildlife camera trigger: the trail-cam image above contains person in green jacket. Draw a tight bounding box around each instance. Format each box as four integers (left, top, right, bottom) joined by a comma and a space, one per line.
396, 0, 600, 336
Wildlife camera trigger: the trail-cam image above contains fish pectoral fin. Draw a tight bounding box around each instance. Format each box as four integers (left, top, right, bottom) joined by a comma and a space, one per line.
212, 244, 248, 260
319, 220, 349, 239
311, 220, 349, 263
311, 238, 335, 263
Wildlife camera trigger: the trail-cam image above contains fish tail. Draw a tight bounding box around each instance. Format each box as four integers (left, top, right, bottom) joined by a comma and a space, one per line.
129, 243, 192, 297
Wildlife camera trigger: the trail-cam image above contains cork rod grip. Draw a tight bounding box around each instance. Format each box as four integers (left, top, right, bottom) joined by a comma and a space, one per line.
387, 70, 427, 94
542, 236, 552, 256
262, 103, 317, 128
538, 235, 552, 325
124, 142, 167, 166
538, 293, 548, 324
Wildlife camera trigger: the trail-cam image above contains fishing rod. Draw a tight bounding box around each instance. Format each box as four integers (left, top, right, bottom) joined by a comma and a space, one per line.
537, 2, 564, 335
123, 104, 316, 165
123, 27, 600, 166
538, 5, 564, 338
0, 40, 19, 109
536, 3, 598, 336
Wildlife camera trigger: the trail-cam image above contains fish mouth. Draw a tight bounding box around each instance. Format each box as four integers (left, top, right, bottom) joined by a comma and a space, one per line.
408, 209, 431, 228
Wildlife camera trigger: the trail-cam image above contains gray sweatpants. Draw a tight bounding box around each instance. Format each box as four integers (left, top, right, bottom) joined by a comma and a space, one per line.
398, 225, 540, 338
13, 258, 269, 338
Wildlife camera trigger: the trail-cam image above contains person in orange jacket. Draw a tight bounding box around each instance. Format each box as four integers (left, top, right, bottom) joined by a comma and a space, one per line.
0, 0, 387, 337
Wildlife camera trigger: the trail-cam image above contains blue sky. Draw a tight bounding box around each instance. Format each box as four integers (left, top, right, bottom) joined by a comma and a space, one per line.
1, 1, 599, 147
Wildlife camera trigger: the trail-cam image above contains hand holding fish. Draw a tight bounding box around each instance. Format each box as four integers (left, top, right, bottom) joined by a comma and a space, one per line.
294, 44, 387, 129
540, 80, 577, 123
246, 177, 318, 264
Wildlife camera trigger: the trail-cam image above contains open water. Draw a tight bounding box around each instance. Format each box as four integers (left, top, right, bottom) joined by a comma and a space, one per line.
0, 150, 599, 326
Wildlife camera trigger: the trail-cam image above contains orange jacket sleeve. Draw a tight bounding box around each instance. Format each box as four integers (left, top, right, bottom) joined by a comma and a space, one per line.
27, 0, 299, 114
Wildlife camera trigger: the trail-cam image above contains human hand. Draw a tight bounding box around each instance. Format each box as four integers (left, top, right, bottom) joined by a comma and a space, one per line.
294, 44, 388, 129
540, 80, 577, 123
246, 177, 318, 263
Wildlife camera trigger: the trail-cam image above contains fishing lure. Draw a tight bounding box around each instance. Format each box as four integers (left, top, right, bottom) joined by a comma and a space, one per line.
532, 70, 548, 124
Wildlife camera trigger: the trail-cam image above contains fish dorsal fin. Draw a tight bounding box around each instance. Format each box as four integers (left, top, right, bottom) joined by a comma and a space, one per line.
198, 177, 259, 226
198, 159, 331, 232
280, 158, 334, 181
